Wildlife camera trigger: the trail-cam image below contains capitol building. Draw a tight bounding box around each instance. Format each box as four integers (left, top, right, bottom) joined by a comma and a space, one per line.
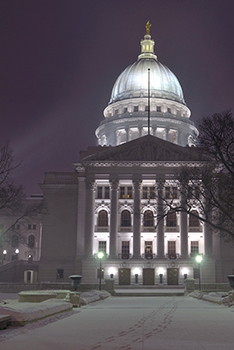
1, 24, 233, 286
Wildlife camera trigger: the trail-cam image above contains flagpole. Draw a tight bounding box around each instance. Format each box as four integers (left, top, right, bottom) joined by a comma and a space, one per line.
148, 68, 150, 135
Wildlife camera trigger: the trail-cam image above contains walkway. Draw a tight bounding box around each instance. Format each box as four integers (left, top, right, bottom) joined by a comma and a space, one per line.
1, 295, 234, 349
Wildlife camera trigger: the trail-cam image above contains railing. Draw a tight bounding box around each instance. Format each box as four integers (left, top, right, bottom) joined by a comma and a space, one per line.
166, 253, 180, 260
165, 226, 179, 232
118, 226, 133, 232
141, 253, 156, 260
142, 227, 155, 232
94, 226, 109, 232
188, 226, 203, 232
118, 253, 132, 260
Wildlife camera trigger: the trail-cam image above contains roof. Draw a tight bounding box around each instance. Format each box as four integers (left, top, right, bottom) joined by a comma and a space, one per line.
80, 135, 204, 163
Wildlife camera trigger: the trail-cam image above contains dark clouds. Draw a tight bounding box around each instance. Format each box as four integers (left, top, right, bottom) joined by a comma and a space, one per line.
0, 0, 233, 194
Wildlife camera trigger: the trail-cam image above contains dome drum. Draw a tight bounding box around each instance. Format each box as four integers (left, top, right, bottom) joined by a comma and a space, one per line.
96, 115, 198, 147
104, 98, 191, 119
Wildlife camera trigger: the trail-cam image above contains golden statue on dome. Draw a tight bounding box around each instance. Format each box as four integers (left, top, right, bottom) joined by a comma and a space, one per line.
146, 21, 151, 35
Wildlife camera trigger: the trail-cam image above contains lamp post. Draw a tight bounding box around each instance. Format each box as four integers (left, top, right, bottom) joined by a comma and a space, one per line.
15, 249, 19, 259
195, 255, 203, 290
3, 250, 7, 261
97, 252, 104, 291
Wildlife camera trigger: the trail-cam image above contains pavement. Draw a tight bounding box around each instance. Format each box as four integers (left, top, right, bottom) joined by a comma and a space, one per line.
0, 292, 234, 349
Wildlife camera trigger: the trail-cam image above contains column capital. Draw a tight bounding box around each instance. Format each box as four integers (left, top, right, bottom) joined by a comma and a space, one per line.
85, 178, 96, 190
156, 177, 165, 191
110, 179, 119, 191
133, 179, 142, 190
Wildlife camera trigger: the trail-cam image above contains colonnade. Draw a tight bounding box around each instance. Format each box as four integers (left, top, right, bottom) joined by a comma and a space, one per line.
84, 177, 212, 259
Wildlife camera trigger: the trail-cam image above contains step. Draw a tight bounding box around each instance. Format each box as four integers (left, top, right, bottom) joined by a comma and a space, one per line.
114, 288, 184, 297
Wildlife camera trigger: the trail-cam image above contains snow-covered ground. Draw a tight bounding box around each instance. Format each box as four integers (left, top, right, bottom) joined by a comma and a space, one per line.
1, 292, 234, 349
0, 290, 110, 325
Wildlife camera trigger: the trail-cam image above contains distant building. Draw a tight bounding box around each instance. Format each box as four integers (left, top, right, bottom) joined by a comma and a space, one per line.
1, 25, 233, 286
0, 195, 42, 283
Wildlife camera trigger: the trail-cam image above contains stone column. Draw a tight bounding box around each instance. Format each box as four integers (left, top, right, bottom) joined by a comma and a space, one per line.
84, 179, 95, 257
180, 189, 188, 258
126, 127, 129, 142
204, 222, 213, 256
139, 127, 143, 138
133, 179, 142, 258
109, 179, 119, 258
157, 179, 165, 258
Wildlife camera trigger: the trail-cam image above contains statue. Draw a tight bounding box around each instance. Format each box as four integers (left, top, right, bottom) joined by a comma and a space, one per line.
146, 21, 151, 35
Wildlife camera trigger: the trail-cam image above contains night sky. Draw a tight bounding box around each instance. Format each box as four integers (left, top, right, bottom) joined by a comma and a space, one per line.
1, 0, 234, 195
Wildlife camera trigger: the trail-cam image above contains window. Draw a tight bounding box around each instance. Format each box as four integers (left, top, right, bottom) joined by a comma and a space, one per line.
120, 187, 125, 199
142, 186, 155, 199
168, 241, 176, 254
165, 186, 178, 199
98, 210, 108, 227
127, 187, 132, 199
121, 210, 131, 227
150, 187, 155, 199
157, 106, 161, 112
145, 241, 153, 259
124, 107, 128, 113
28, 224, 31, 230
189, 210, 200, 227
188, 186, 200, 200
122, 241, 129, 254
134, 106, 139, 112
11, 234, 19, 248
143, 210, 154, 227
57, 269, 64, 279
143, 187, 148, 199
145, 105, 149, 112
97, 186, 110, 199
97, 187, 102, 199
167, 108, 171, 114
119, 186, 132, 199
28, 235, 35, 249
166, 210, 177, 227
33, 224, 36, 230
104, 187, 110, 199
191, 241, 199, 256
122, 241, 130, 259
98, 241, 106, 254
115, 109, 118, 114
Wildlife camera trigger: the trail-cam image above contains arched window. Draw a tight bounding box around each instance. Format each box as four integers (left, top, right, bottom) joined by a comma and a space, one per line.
121, 210, 131, 227
189, 210, 200, 227
28, 235, 35, 249
98, 210, 108, 227
143, 210, 154, 227
166, 210, 177, 227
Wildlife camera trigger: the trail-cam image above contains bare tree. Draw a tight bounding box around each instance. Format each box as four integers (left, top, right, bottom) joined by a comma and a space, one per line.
0, 143, 43, 248
157, 111, 234, 241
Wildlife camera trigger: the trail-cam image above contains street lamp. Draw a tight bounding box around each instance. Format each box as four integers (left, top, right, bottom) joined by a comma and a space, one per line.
3, 250, 7, 260
15, 249, 19, 259
97, 252, 104, 291
195, 255, 203, 290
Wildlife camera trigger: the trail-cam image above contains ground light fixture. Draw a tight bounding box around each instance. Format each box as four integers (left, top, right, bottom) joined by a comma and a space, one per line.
97, 251, 104, 291
195, 255, 203, 290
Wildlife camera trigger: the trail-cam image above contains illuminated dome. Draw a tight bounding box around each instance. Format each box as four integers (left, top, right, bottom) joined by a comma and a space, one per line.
96, 23, 198, 147
110, 58, 185, 105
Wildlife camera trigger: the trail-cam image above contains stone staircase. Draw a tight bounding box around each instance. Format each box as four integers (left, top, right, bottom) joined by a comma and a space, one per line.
114, 285, 185, 296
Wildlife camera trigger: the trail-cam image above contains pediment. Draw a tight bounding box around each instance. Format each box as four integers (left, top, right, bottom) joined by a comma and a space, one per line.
80, 135, 203, 163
